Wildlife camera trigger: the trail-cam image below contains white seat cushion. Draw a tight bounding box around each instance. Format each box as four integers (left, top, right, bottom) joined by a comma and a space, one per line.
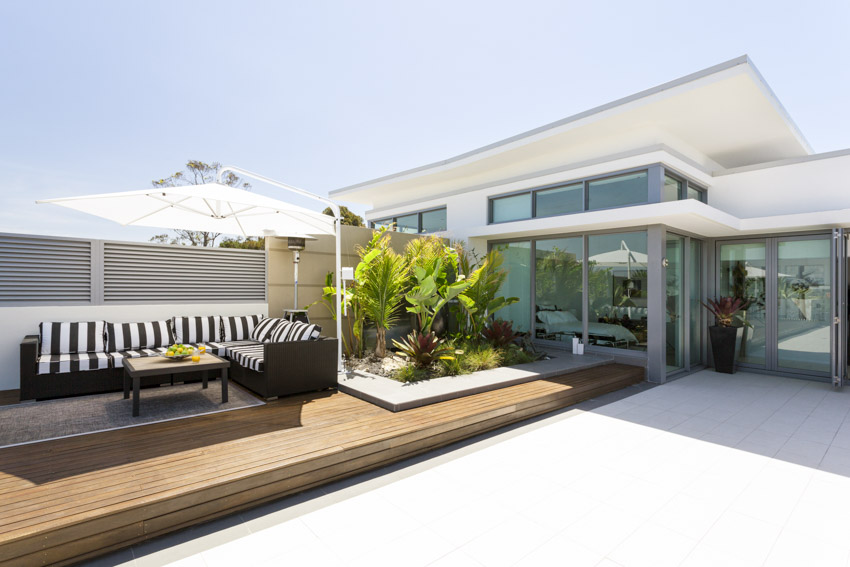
37, 352, 110, 375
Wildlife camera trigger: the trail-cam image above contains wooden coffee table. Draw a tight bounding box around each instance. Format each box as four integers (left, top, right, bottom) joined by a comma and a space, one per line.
123, 353, 231, 417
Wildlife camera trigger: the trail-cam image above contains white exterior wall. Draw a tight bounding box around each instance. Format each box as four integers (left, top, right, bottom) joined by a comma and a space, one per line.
366, 149, 713, 249
366, 150, 850, 246
1, 302, 268, 391
709, 152, 850, 217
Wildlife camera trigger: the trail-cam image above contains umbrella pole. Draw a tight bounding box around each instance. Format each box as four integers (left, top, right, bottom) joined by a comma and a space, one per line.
293, 250, 300, 310
216, 165, 345, 373
335, 217, 343, 373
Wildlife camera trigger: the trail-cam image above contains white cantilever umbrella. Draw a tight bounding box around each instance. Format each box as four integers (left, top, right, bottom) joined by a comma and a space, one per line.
37, 183, 336, 237
38, 167, 346, 372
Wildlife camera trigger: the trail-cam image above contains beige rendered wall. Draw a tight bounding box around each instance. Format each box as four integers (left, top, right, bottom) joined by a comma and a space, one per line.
266, 226, 423, 338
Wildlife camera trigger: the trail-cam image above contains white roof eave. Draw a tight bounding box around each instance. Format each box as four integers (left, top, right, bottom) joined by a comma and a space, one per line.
465, 201, 850, 240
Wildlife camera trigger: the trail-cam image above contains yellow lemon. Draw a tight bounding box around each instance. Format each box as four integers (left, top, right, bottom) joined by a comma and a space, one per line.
166, 351, 174, 357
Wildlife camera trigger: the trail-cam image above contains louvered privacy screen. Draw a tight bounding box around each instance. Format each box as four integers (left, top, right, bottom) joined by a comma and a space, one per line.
0, 235, 92, 303
103, 242, 266, 303
0, 234, 266, 305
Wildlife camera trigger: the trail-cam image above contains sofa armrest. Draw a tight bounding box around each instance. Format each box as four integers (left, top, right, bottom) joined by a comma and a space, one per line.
262, 337, 339, 394
20, 335, 40, 400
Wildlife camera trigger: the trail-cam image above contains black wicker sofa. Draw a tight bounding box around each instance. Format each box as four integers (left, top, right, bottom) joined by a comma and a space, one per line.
20, 315, 338, 401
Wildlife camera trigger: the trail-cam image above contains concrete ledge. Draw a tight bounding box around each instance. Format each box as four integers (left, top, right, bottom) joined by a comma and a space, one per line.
338, 353, 614, 412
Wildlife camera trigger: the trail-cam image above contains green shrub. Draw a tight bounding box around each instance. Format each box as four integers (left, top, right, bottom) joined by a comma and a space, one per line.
461, 344, 502, 372
393, 364, 430, 383
501, 344, 537, 366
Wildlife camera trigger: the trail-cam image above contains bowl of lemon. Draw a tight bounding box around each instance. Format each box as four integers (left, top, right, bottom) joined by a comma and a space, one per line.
160, 344, 194, 360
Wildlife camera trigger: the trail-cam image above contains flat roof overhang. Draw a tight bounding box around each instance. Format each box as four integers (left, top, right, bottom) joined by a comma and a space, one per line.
466, 201, 850, 241
332, 56, 812, 207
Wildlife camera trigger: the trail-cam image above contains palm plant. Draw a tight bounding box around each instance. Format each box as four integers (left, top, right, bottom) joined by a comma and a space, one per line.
453, 248, 518, 340
355, 229, 409, 358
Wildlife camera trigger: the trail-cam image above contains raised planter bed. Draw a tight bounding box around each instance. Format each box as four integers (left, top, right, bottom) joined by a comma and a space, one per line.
338, 352, 615, 412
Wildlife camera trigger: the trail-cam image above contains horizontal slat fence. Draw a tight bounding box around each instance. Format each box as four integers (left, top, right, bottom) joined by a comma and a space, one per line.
0, 233, 266, 305
0, 235, 92, 303
103, 242, 265, 302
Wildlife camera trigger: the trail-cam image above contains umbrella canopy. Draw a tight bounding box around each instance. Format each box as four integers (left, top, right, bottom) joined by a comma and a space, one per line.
588, 249, 649, 267
37, 183, 336, 237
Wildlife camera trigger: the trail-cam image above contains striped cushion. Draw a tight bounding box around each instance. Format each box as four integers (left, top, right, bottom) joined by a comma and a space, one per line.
106, 321, 173, 352
268, 321, 322, 342
207, 340, 261, 357
173, 316, 220, 344
39, 321, 106, 355
228, 343, 265, 372
37, 352, 110, 375
250, 318, 283, 343
221, 315, 265, 341
110, 347, 169, 368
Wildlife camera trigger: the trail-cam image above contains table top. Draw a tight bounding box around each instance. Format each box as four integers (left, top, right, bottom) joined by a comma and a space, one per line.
123, 352, 230, 377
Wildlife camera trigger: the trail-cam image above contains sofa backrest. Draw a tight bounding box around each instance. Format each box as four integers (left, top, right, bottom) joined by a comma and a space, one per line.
221, 315, 265, 341
39, 321, 106, 356
173, 316, 221, 344
268, 320, 322, 342
106, 321, 174, 352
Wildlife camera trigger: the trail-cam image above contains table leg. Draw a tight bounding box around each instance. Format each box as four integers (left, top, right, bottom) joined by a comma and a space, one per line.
133, 375, 140, 417
123, 368, 129, 399
202, 370, 208, 389
221, 367, 228, 404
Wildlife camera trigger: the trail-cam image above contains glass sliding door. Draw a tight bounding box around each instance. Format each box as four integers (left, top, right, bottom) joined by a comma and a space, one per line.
776, 237, 832, 373
666, 235, 685, 371
492, 241, 532, 332
587, 232, 648, 351
689, 239, 703, 366
535, 237, 583, 345
718, 242, 767, 367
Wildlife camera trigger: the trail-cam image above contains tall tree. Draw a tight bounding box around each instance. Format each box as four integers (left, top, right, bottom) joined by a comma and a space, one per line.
323, 205, 364, 227
149, 160, 251, 246
219, 237, 265, 250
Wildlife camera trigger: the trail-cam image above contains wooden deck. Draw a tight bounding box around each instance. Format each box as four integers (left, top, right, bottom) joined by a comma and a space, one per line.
0, 363, 643, 566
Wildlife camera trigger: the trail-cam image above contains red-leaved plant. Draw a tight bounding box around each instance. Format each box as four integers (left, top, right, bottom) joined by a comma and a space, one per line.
702, 296, 751, 328
392, 331, 458, 368
482, 319, 521, 348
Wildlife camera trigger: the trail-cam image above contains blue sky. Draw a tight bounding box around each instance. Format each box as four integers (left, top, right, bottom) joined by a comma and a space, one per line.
1, 0, 848, 242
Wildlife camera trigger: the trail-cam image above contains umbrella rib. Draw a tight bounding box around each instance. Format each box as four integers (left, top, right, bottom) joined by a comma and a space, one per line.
221, 205, 257, 218
201, 199, 218, 217
226, 202, 248, 237
147, 195, 206, 216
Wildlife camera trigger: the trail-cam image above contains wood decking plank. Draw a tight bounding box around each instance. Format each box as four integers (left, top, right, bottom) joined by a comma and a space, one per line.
0, 364, 643, 565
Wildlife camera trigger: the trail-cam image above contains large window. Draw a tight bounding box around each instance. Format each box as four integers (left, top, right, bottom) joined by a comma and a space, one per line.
535, 183, 582, 217
491, 193, 531, 223
370, 207, 447, 233
487, 166, 708, 224
535, 237, 583, 344
492, 241, 531, 333
587, 172, 648, 211
587, 232, 648, 351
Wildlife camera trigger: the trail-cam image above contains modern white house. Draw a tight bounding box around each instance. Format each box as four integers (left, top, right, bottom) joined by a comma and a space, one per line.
331, 55, 850, 385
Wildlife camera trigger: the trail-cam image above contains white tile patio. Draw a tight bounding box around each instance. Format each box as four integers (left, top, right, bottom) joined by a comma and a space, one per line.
90, 369, 850, 566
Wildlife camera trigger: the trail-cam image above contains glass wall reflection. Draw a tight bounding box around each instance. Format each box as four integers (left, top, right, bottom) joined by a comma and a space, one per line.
492, 241, 531, 332
718, 243, 766, 366
587, 232, 648, 350
666, 235, 685, 370
777, 238, 831, 373
535, 237, 583, 345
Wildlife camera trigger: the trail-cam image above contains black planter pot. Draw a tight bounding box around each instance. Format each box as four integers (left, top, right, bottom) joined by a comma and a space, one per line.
709, 325, 743, 374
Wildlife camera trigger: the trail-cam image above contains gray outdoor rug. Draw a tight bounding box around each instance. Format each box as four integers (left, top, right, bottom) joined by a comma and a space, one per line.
0, 382, 264, 448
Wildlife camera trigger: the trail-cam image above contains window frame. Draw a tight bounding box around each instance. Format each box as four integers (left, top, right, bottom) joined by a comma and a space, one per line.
369, 206, 448, 234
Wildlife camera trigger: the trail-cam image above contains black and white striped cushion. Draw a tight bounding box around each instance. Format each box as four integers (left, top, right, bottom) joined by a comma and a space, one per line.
221, 315, 265, 341
39, 321, 106, 356
228, 343, 265, 372
250, 318, 282, 343
110, 347, 169, 368
173, 316, 221, 344
37, 352, 110, 375
106, 321, 173, 352
207, 340, 261, 357
268, 321, 321, 342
